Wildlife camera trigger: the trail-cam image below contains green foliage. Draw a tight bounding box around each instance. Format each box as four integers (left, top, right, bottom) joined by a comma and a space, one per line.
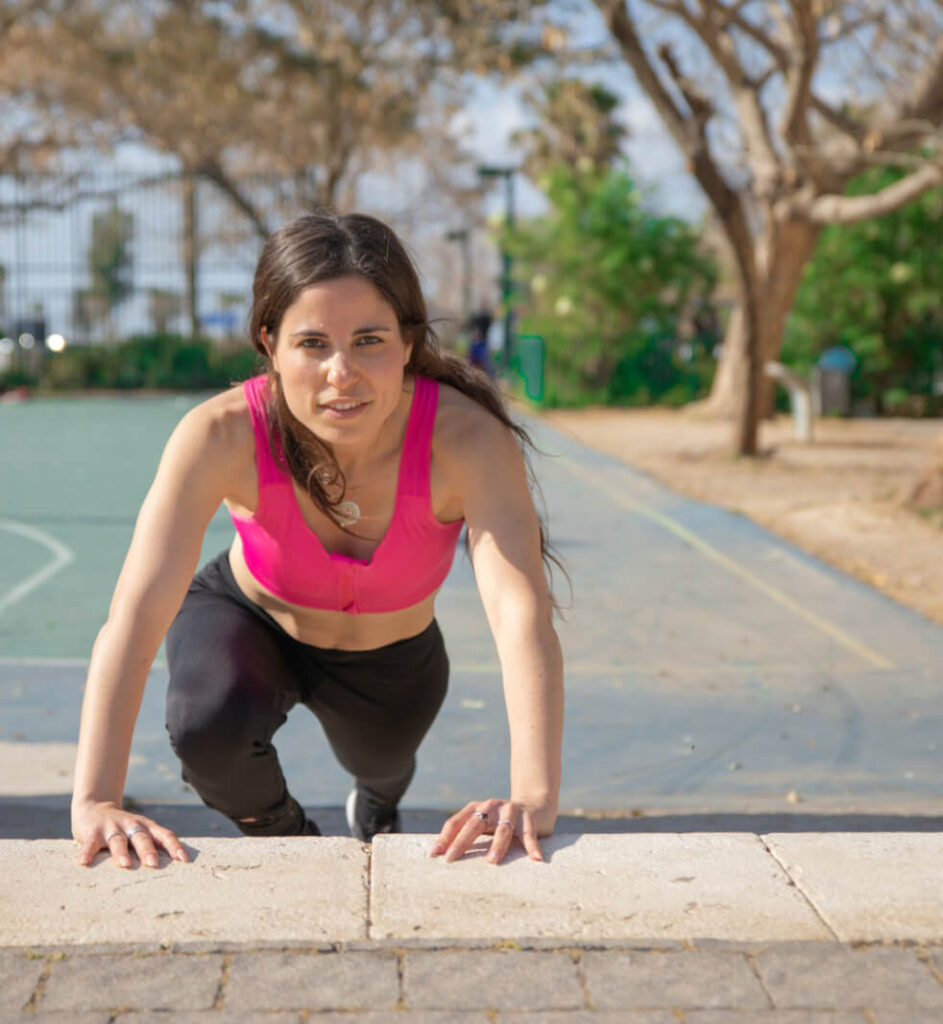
501, 161, 719, 406
785, 167, 943, 415
26, 334, 263, 392
89, 206, 135, 311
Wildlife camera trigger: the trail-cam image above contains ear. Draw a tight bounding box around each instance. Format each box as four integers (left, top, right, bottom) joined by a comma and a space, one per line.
260, 327, 273, 358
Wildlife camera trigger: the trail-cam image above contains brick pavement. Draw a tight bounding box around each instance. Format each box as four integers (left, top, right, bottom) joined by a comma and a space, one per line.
3, 942, 943, 1021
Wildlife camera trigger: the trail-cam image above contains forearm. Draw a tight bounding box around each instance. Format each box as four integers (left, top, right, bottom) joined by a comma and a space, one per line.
496, 612, 564, 829
72, 613, 165, 809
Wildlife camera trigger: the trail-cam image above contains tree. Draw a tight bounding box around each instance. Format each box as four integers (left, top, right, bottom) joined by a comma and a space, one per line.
784, 166, 943, 414
87, 205, 134, 343
504, 160, 718, 405
591, 0, 943, 453
0, 0, 567, 233
512, 78, 628, 180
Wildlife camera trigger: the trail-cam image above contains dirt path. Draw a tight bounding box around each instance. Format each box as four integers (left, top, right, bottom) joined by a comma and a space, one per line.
542, 407, 943, 628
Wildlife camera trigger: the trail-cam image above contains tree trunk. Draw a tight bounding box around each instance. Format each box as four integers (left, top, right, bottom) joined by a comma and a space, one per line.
692, 220, 822, 422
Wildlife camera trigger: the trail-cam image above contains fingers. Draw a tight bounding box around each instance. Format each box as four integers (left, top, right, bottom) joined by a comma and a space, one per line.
519, 809, 544, 863
486, 803, 516, 865
429, 800, 547, 865
105, 828, 132, 869
430, 799, 499, 862
76, 819, 188, 869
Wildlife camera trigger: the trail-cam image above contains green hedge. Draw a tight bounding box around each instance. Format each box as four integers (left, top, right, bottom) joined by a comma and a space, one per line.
2, 334, 264, 392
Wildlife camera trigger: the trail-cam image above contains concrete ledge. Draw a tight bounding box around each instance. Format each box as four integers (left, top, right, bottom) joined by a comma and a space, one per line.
0, 837, 367, 947
2, 833, 942, 950
371, 833, 832, 942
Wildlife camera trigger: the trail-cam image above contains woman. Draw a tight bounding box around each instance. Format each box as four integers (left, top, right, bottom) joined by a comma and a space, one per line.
71, 210, 564, 869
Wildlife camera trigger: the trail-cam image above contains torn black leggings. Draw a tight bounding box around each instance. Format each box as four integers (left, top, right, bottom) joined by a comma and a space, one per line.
164, 551, 449, 837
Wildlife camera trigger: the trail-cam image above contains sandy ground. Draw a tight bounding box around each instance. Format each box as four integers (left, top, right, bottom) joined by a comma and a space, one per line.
542, 407, 943, 627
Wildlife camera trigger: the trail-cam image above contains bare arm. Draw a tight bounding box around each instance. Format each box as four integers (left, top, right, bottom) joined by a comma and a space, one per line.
432, 412, 564, 864
72, 399, 240, 867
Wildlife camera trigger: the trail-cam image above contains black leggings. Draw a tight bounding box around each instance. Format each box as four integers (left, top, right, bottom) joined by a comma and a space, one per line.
164, 551, 449, 836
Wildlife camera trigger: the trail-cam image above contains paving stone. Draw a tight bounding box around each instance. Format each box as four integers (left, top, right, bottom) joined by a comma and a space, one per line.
583, 949, 770, 1010
372, 834, 830, 941
404, 950, 584, 1011
5, 1016, 111, 1023
225, 951, 399, 1011
755, 945, 943, 1009
297, 1015, 489, 1023
869, 1013, 943, 1024
0, 949, 46, 1012
39, 952, 224, 1011
122, 1015, 302, 1023
494, 1014, 677, 1023
763, 834, 943, 942
687, 1013, 868, 1023
0, 838, 367, 946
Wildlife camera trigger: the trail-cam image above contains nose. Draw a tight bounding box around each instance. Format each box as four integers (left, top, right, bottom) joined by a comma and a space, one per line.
325, 349, 358, 388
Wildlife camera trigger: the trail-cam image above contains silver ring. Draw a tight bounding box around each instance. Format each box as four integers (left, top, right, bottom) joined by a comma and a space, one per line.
104, 830, 123, 843
125, 826, 147, 840
473, 811, 490, 823
497, 819, 514, 829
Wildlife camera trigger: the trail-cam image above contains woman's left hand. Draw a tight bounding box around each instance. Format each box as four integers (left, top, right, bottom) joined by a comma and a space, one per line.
429, 799, 549, 865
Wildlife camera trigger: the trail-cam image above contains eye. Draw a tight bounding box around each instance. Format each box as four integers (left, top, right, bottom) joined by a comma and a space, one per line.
298, 337, 326, 348
356, 335, 384, 346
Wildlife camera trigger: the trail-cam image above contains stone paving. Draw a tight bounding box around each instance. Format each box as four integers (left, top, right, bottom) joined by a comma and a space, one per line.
3, 834, 943, 1021
3, 942, 943, 1020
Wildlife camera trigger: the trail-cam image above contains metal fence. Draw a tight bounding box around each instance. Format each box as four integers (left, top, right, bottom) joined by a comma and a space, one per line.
0, 167, 303, 351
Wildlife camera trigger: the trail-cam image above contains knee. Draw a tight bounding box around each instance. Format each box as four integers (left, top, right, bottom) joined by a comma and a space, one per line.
165, 667, 269, 768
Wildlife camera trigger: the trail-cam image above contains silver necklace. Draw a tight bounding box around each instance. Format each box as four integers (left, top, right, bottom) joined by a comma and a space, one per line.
335, 500, 361, 528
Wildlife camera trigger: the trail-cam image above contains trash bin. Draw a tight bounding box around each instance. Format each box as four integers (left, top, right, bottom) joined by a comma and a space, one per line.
814, 345, 857, 416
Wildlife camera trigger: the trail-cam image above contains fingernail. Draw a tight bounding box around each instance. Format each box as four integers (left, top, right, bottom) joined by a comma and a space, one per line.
119, 857, 130, 868
429, 844, 443, 857
146, 855, 158, 868
176, 850, 187, 862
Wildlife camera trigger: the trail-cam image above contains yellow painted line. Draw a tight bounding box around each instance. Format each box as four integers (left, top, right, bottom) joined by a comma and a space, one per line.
560, 456, 895, 671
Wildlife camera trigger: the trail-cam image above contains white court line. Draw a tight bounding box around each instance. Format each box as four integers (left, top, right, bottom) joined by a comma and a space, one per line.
0, 519, 75, 617
560, 456, 895, 671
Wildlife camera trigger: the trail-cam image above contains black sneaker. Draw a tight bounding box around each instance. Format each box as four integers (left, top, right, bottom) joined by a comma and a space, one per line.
345, 787, 401, 842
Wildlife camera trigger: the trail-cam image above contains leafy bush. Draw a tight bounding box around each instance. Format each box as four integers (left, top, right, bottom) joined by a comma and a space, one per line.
501, 161, 720, 407
12, 334, 265, 392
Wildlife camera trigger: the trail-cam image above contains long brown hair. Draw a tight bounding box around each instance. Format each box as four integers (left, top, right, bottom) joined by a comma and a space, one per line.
249, 209, 566, 609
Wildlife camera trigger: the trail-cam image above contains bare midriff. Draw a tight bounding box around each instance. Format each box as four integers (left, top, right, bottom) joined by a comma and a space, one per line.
226, 535, 437, 650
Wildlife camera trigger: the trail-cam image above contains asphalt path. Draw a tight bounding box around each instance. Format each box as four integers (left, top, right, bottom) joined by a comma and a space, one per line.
2, 393, 943, 839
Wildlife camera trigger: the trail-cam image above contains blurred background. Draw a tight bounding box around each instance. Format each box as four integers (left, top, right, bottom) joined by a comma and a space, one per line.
0, 1, 937, 437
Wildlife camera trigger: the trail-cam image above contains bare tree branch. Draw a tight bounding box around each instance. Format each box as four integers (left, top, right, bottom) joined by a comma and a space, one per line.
800, 160, 943, 223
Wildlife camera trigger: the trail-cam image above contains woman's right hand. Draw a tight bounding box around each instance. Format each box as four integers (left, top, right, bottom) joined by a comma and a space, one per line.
72, 801, 189, 869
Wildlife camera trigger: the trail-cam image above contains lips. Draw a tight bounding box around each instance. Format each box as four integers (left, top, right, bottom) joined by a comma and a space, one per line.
319, 398, 369, 418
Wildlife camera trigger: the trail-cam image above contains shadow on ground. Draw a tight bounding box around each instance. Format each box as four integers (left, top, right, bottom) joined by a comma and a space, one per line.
3, 796, 943, 840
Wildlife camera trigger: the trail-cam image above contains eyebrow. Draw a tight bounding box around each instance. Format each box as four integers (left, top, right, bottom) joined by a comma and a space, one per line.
289, 325, 393, 338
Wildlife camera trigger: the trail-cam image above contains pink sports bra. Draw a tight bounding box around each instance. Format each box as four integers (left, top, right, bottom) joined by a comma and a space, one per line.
229, 374, 464, 614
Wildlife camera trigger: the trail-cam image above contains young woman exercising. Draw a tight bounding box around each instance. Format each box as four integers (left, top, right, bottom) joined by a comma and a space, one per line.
72, 210, 564, 868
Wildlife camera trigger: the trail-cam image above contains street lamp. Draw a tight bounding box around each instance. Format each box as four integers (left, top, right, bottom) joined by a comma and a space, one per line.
444, 228, 472, 324
477, 164, 517, 369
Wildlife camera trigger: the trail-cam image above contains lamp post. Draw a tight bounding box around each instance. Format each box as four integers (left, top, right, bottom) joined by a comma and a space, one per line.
477, 165, 517, 370
445, 228, 472, 324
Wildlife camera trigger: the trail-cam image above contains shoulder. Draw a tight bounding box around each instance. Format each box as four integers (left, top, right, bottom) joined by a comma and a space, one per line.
431, 381, 526, 493
433, 381, 518, 453
162, 382, 255, 472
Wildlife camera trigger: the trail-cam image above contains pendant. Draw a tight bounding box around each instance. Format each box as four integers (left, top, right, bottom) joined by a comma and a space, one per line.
335, 500, 361, 528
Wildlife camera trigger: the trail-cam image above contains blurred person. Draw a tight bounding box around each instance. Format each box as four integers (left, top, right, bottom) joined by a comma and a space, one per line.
71, 210, 564, 871
467, 309, 497, 379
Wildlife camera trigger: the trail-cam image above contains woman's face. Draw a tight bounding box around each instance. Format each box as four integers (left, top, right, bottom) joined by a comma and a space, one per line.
267, 275, 412, 449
